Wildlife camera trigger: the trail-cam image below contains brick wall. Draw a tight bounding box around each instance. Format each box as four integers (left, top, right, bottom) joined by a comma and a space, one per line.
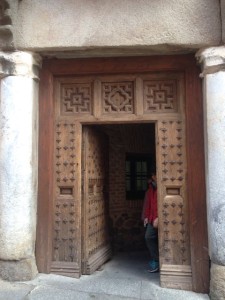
102, 124, 155, 252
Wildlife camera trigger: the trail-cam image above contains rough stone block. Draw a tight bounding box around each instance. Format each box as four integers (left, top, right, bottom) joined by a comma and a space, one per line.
0, 258, 38, 281
13, 0, 221, 53
210, 263, 225, 300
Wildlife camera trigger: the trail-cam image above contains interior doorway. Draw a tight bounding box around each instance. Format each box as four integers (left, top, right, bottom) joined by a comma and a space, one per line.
81, 123, 156, 275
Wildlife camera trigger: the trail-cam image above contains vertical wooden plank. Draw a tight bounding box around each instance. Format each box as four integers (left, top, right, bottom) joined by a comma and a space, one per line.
135, 77, 144, 116
157, 118, 192, 291
93, 79, 102, 118
75, 121, 82, 276
185, 65, 209, 293
82, 127, 112, 274
50, 120, 82, 277
36, 66, 54, 273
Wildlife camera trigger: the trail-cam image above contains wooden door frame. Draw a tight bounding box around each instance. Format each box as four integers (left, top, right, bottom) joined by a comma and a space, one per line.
36, 54, 209, 293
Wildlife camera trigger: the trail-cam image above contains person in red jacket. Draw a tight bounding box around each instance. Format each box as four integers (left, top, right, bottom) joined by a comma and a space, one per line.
142, 172, 159, 273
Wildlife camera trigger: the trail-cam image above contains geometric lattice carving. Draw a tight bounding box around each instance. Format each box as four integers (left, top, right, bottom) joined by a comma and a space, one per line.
144, 80, 177, 113
102, 82, 134, 113
61, 83, 92, 114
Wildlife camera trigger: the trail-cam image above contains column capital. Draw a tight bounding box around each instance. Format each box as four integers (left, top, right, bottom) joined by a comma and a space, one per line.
0, 51, 42, 80
196, 46, 225, 77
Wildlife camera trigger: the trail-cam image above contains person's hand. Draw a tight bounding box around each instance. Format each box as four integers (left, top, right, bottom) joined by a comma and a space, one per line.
153, 217, 158, 228
144, 218, 148, 227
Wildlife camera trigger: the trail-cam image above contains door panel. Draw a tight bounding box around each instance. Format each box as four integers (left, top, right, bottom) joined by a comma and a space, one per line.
82, 126, 112, 274
157, 120, 191, 290
51, 121, 82, 278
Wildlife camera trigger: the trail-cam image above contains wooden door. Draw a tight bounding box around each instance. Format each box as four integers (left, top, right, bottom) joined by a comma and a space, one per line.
50, 121, 82, 277
37, 55, 208, 292
82, 126, 112, 274
157, 120, 191, 289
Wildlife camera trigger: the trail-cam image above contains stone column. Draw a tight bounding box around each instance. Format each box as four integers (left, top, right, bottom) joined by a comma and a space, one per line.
0, 51, 41, 281
196, 46, 225, 299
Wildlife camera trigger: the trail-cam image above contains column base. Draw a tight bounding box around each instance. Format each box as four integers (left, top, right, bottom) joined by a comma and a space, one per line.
210, 263, 225, 299
0, 257, 38, 281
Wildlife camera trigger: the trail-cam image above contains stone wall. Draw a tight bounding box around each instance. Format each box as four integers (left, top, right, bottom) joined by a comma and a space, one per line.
4, 0, 221, 55
221, 0, 225, 43
0, 0, 14, 49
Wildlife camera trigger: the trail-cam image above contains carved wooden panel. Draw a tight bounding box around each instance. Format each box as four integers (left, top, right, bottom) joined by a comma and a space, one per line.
159, 120, 185, 184
82, 127, 111, 274
53, 199, 77, 261
55, 122, 76, 184
61, 83, 92, 115
57, 75, 182, 118
51, 121, 81, 277
102, 82, 134, 114
144, 80, 177, 113
157, 120, 192, 290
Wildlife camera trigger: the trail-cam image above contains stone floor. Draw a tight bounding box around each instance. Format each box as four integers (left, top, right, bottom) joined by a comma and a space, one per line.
0, 251, 209, 300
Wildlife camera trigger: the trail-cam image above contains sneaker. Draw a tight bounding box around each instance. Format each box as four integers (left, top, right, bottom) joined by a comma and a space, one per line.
148, 260, 154, 269
148, 260, 159, 273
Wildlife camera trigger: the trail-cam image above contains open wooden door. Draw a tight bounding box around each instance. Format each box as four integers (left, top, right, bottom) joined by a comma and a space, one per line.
82, 126, 112, 274
38, 55, 208, 292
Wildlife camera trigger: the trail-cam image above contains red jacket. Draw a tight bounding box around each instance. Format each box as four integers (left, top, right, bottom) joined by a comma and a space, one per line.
142, 185, 158, 224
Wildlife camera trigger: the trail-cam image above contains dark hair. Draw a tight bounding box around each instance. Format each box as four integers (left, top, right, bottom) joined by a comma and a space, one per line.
147, 170, 156, 179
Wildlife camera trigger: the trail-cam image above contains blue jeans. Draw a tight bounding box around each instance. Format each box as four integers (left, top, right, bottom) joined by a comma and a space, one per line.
145, 223, 159, 261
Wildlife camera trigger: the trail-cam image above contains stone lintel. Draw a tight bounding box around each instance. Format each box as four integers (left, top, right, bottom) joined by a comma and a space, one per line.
196, 46, 225, 76
0, 51, 42, 80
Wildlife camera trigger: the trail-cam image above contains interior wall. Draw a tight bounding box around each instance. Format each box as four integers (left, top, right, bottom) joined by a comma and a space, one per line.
100, 124, 155, 252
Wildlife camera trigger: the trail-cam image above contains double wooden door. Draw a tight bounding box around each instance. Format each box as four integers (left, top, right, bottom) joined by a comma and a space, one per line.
37, 55, 209, 293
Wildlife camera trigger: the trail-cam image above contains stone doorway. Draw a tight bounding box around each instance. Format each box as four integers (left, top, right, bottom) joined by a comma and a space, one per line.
36, 55, 209, 293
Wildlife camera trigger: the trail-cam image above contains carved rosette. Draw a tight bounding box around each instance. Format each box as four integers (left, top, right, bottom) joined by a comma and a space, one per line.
102, 82, 134, 113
